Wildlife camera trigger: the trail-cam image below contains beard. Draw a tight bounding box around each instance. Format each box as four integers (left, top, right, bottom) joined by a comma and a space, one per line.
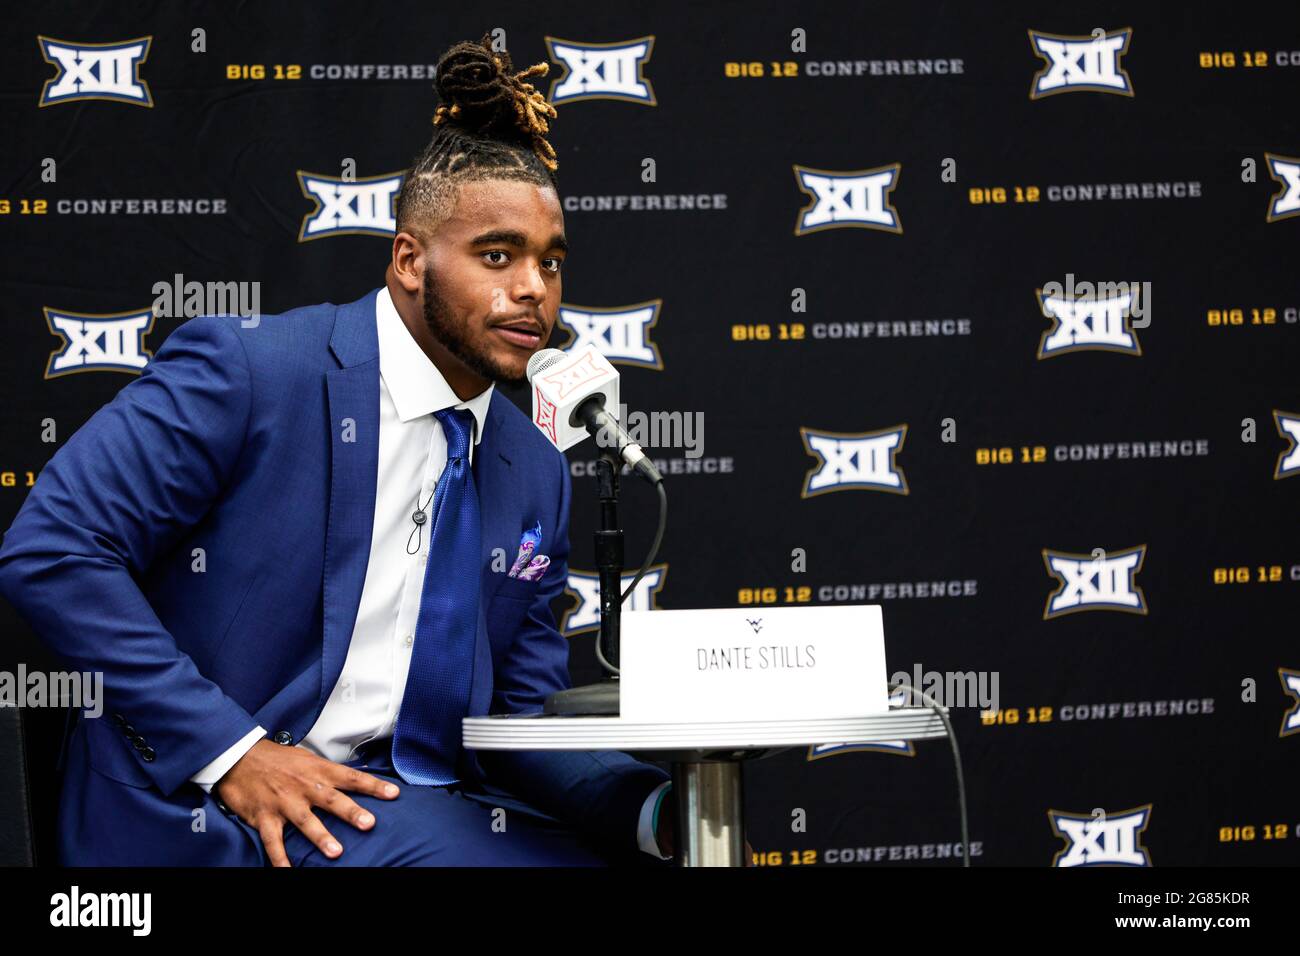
421, 267, 528, 387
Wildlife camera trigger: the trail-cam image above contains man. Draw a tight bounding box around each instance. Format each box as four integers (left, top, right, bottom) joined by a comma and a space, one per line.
0, 36, 677, 866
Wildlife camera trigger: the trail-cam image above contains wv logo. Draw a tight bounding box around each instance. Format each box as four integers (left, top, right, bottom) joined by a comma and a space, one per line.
1037, 288, 1142, 357
38, 36, 153, 107
297, 171, 404, 241
555, 301, 662, 369
808, 689, 914, 759
1275, 410, 1300, 479
560, 565, 666, 638
1280, 668, 1300, 738
1265, 153, 1300, 223
794, 164, 902, 235
801, 425, 908, 497
546, 36, 656, 105
1050, 806, 1152, 867
1043, 546, 1148, 619
44, 307, 154, 378
1029, 28, 1134, 98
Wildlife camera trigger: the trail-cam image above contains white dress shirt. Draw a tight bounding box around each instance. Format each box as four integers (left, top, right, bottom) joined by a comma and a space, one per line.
190, 287, 668, 859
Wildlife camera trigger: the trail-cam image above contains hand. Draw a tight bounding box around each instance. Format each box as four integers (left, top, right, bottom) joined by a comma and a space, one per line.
655, 798, 756, 865
214, 739, 401, 867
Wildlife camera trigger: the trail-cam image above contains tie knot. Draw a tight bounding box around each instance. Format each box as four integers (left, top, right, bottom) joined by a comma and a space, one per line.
434, 407, 475, 461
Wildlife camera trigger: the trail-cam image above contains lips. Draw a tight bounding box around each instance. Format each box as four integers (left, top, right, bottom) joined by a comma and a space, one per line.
490, 319, 544, 349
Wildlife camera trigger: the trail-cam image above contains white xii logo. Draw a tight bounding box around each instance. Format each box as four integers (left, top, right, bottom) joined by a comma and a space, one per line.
1043, 546, 1147, 618
38, 36, 153, 107
801, 425, 908, 496
1050, 806, 1152, 866
1029, 28, 1134, 98
561, 567, 665, 637
297, 171, 404, 241
546, 37, 656, 105
45, 308, 154, 377
794, 164, 902, 235
556, 303, 662, 369
1038, 290, 1140, 357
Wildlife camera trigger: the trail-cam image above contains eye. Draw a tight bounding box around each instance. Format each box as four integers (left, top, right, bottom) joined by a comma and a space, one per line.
543, 257, 563, 274
482, 250, 509, 266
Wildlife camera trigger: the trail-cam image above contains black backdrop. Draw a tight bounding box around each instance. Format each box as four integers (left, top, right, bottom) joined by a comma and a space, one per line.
2, 1, 1298, 866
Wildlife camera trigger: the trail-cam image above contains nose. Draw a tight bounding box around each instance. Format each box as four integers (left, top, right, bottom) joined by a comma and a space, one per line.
514, 261, 548, 303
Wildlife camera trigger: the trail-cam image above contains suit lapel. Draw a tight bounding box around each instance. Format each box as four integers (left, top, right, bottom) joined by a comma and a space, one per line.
475, 394, 516, 597
317, 292, 381, 717
469, 393, 515, 715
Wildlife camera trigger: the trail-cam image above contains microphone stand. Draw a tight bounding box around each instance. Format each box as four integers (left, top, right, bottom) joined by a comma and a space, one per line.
544, 449, 623, 715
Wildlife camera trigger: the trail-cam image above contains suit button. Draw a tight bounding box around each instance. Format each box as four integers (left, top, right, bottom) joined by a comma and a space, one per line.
273, 730, 293, 745
129, 735, 146, 747
139, 747, 156, 762
122, 724, 137, 735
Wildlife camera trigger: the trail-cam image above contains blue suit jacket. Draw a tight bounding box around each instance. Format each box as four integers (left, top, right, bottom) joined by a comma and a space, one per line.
0, 287, 668, 865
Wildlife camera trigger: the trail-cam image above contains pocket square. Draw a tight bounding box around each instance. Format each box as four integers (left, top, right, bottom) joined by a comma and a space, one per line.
507, 520, 543, 578
516, 555, 550, 582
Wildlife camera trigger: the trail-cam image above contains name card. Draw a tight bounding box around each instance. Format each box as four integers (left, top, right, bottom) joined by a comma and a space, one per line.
620, 604, 888, 722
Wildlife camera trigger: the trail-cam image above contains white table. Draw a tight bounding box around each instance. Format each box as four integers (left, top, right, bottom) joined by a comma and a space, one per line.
463, 708, 949, 866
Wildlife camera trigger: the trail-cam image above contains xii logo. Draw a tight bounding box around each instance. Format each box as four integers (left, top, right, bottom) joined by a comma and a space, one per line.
1029, 28, 1134, 98
1043, 546, 1148, 618
38, 36, 153, 107
1050, 805, 1153, 866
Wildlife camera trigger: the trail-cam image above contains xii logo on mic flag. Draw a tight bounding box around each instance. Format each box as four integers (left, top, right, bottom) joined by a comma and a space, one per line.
528, 344, 619, 452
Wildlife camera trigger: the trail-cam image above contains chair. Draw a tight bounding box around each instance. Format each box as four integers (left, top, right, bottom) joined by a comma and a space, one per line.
0, 702, 72, 866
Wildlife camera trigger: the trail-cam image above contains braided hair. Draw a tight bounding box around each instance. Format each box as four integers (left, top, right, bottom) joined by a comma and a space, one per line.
395, 34, 560, 241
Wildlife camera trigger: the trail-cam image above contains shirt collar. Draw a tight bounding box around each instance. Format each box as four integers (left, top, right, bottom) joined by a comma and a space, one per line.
375, 286, 494, 444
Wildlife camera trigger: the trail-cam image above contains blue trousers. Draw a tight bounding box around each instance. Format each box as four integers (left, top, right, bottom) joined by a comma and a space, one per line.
274, 740, 649, 867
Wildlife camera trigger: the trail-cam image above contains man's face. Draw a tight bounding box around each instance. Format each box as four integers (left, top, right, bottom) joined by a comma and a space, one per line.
419, 179, 566, 387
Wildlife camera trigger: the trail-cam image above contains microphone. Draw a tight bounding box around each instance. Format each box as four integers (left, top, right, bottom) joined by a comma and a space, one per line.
527, 345, 663, 485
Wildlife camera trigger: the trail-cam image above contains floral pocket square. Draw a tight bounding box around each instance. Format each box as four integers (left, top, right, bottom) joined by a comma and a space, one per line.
507, 520, 549, 580
515, 555, 550, 581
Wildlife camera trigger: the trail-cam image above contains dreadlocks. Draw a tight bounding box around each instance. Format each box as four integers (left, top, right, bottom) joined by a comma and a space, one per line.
395, 33, 560, 242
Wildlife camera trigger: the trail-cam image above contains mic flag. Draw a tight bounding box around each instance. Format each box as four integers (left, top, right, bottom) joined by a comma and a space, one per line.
527, 344, 620, 453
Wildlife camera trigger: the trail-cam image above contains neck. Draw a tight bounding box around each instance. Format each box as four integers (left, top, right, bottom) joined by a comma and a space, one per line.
384, 267, 490, 402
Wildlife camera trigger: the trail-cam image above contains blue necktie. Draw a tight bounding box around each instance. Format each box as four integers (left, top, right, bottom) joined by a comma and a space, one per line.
391, 408, 481, 786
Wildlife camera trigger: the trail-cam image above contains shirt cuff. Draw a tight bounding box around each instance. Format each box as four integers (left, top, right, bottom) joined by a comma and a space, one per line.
637, 780, 674, 859
190, 725, 267, 794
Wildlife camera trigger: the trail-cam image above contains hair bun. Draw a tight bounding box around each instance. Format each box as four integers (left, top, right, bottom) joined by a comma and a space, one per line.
432, 34, 560, 172
434, 34, 519, 137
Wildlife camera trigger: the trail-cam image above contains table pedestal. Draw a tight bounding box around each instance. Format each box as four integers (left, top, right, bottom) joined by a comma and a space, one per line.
462, 710, 949, 868
674, 760, 745, 866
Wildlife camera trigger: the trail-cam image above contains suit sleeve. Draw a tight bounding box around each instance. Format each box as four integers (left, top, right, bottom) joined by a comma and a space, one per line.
0, 315, 263, 796
477, 447, 670, 854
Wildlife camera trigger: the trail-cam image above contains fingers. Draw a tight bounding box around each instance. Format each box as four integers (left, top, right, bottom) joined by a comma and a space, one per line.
235, 754, 401, 866
331, 764, 401, 800
287, 804, 344, 861
307, 780, 377, 832
258, 820, 291, 868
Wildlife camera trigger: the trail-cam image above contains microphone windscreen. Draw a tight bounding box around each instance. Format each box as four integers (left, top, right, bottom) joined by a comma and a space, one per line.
526, 348, 567, 383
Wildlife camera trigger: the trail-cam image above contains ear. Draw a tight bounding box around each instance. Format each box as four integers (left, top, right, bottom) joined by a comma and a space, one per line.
390, 230, 425, 295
